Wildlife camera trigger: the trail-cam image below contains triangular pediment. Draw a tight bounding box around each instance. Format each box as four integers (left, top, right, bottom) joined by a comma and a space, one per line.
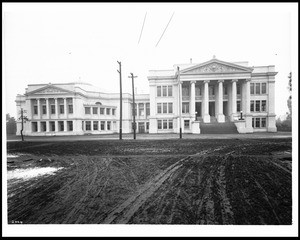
181, 59, 253, 74
27, 85, 74, 95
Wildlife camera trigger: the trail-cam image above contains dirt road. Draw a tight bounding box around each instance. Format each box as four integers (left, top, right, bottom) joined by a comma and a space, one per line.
6, 138, 292, 224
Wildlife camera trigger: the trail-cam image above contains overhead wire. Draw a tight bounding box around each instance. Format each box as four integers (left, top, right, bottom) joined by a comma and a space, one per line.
155, 12, 175, 47
138, 12, 147, 45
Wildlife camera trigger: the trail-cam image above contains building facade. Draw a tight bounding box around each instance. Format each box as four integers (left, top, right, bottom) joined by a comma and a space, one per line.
15, 58, 277, 136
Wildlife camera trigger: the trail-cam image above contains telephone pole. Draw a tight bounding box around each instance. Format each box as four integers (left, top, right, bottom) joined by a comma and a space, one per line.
129, 73, 137, 140
117, 61, 123, 140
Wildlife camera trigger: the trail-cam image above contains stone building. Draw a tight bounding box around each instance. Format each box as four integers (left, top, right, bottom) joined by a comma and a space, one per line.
15, 58, 277, 135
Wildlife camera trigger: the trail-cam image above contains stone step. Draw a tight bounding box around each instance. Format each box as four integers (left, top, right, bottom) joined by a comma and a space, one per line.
200, 121, 238, 134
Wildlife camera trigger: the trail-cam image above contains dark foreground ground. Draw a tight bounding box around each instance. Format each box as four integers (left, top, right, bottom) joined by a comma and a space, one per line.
6, 138, 292, 224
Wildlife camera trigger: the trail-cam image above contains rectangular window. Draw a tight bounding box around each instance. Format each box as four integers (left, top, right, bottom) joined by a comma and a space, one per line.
139, 103, 144, 116
101, 121, 105, 130
168, 119, 173, 129
106, 108, 110, 115
42, 105, 47, 115
60, 105, 64, 114
237, 84, 241, 95
184, 120, 190, 129
182, 102, 189, 114
255, 100, 260, 112
51, 105, 55, 114
163, 119, 168, 129
107, 121, 111, 130
182, 87, 189, 96
162, 86, 167, 97
250, 100, 255, 112
262, 83, 267, 94
250, 83, 255, 95
168, 103, 173, 114
85, 121, 91, 131
67, 121, 73, 131
146, 103, 150, 116
157, 120, 162, 129
255, 118, 260, 128
33, 105, 38, 115
68, 105, 73, 114
261, 118, 267, 127
196, 86, 201, 96
255, 83, 260, 94
50, 121, 55, 131
112, 109, 116, 115
41, 122, 46, 132
237, 101, 241, 112
100, 108, 105, 115
168, 86, 172, 96
93, 121, 98, 130
224, 85, 228, 95
209, 86, 215, 96
163, 103, 168, 113
261, 100, 267, 112
58, 121, 64, 131
85, 107, 91, 114
32, 122, 38, 132
252, 118, 255, 128
157, 86, 162, 97
157, 103, 162, 114
93, 107, 98, 114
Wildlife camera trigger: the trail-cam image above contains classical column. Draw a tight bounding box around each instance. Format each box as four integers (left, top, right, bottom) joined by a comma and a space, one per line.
55, 98, 59, 119
244, 79, 253, 132
37, 121, 41, 132
55, 121, 58, 132
190, 81, 196, 120
231, 80, 238, 121
203, 80, 210, 123
46, 98, 50, 119
64, 98, 67, 119
46, 121, 50, 132
37, 98, 41, 119
64, 120, 67, 132
217, 80, 225, 122
267, 78, 277, 132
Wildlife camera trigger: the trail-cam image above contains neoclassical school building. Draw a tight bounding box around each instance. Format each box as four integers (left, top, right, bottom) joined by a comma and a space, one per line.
15, 58, 277, 136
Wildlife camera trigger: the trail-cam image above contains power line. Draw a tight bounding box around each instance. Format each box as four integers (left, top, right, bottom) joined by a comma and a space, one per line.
138, 12, 147, 45
155, 12, 175, 47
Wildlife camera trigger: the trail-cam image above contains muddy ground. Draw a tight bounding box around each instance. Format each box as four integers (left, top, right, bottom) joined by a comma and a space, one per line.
6, 138, 292, 224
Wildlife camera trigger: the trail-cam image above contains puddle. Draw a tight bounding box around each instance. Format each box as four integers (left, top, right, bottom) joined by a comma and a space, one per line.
7, 167, 64, 181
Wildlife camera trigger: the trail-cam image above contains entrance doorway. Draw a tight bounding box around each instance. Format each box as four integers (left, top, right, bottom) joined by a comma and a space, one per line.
209, 102, 215, 117
196, 102, 202, 118
138, 122, 145, 133
223, 101, 228, 117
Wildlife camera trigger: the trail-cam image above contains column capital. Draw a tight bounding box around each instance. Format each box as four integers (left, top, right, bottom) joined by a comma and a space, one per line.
178, 81, 183, 85
190, 80, 196, 84
203, 80, 210, 84
232, 79, 238, 83
245, 78, 251, 82
218, 79, 224, 83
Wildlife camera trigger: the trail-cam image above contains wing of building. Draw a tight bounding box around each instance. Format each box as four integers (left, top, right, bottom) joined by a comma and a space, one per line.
15, 58, 277, 136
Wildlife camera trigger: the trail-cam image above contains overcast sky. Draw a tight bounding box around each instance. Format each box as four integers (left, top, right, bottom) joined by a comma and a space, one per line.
3, 2, 298, 119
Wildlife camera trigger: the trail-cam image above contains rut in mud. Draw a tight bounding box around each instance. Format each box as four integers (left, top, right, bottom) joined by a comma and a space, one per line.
7, 138, 292, 224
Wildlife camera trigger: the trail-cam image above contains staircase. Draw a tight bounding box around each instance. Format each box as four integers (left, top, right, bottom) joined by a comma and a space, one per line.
200, 117, 238, 134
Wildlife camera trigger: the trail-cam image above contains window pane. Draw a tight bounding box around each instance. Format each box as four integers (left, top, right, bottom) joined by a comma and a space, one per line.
107, 121, 111, 130
163, 103, 167, 113
168, 103, 173, 113
85, 107, 90, 114
255, 118, 260, 128
157, 86, 161, 97
157, 120, 162, 129
163, 86, 167, 96
250, 83, 255, 94
252, 118, 254, 128
261, 118, 266, 127
157, 103, 161, 114
261, 100, 267, 112
68, 105, 73, 114
196, 86, 201, 96
93, 121, 98, 130
237, 84, 241, 94
237, 101, 241, 112
146, 103, 150, 116
255, 100, 260, 112
101, 121, 105, 130
60, 105, 64, 114
255, 83, 260, 94
168, 86, 172, 96
100, 108, 105, 114
184, 120, 190, 129
93, 107, 98, 114
169, 120, 173, 129
106, 108, 110, 115
163, 120, 168, 129
250, 100, 254, 112
262, 83, 267, 94
182, 87, 189, 96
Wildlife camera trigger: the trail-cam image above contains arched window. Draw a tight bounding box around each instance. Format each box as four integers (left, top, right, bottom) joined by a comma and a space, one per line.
95, 102, 102, 105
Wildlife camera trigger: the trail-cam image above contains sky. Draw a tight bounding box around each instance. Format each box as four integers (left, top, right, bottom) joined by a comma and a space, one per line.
2, 2, 298, 119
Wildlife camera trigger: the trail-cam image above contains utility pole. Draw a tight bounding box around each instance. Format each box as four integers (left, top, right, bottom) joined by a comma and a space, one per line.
117, 61, 123, 140
129, 73, 137, 140
177, 67, 182, 139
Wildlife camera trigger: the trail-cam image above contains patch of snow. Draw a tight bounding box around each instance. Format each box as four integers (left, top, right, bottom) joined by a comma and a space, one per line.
7, 167, 64, 181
